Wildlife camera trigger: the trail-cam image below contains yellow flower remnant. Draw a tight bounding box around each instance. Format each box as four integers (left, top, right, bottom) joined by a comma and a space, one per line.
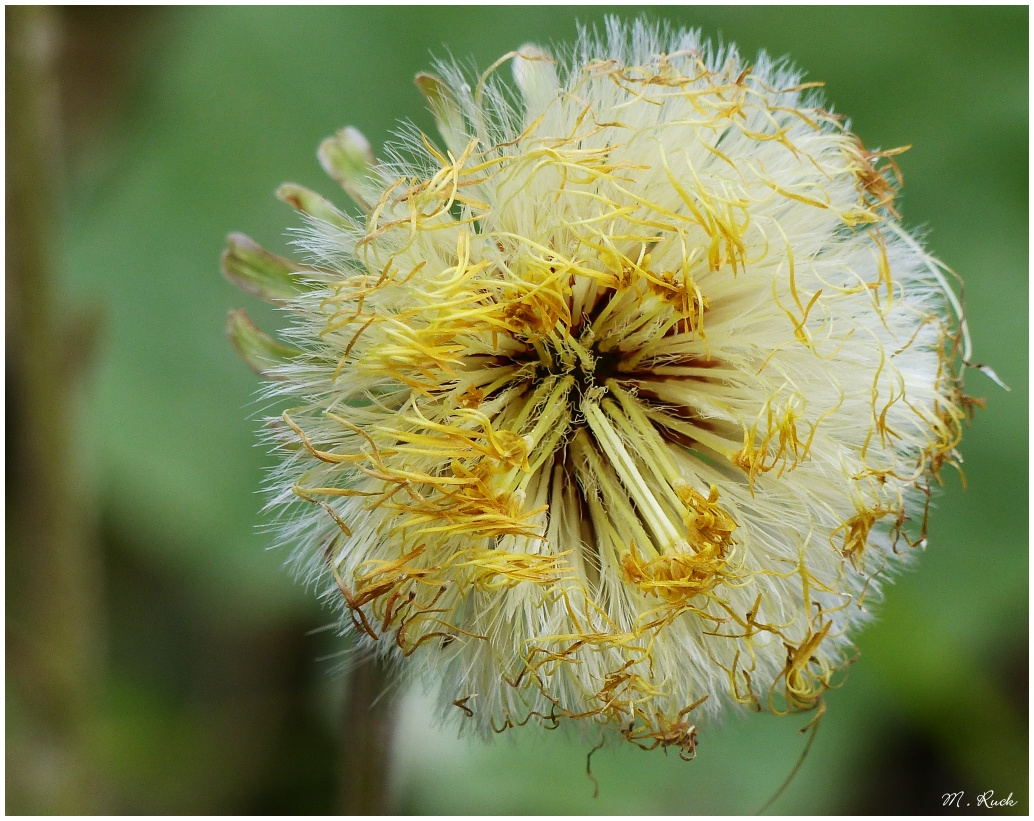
225, 19, 975, 755
621, 484, 735, 604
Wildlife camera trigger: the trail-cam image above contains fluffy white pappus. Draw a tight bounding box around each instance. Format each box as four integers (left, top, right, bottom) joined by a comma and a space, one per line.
228, 18, 970, 756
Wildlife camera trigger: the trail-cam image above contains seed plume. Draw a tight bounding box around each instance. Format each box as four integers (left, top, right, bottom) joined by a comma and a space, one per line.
226, 19, 973, 754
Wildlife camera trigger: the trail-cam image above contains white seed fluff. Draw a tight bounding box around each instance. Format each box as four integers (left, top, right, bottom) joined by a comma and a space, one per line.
232, 20, 968, 755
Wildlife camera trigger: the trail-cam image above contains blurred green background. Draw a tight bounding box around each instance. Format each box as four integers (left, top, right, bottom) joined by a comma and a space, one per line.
7, 6, 1027, 814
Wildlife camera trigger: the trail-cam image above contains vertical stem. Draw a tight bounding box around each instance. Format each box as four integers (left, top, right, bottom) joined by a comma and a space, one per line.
338, 657, 398, 814
6, 6, 105, 813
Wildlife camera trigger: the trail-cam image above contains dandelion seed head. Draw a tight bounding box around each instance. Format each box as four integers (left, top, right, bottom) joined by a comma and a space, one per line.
226, 19, 971, 752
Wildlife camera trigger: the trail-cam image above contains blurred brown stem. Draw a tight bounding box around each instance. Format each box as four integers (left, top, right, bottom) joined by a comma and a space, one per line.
339, 657, 398, 814
6, 6, 105, 813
